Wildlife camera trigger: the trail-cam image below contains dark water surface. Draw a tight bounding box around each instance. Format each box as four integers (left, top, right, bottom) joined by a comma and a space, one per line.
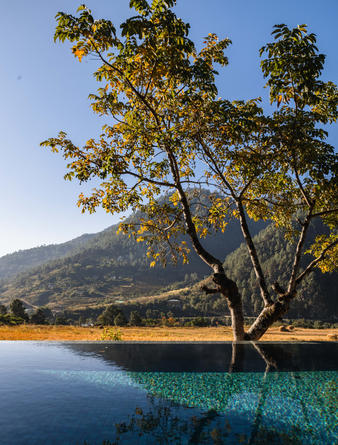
0, 341, 337, 444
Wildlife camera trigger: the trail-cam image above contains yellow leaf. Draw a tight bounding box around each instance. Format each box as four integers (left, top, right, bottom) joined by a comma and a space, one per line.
150, 261, 156, 267
74, 48, 85, 62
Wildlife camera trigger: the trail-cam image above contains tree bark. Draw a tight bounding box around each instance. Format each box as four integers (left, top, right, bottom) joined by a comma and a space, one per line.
212, 273, 246, 341
244, 296, 292, 340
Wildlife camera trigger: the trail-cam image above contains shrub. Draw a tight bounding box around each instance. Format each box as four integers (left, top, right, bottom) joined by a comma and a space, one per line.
190, 317, 209, 327
100, 327, 123, 341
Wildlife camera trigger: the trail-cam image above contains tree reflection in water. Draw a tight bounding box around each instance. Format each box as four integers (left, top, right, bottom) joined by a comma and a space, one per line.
82, 395, 305, 444
79, 342, 330, 444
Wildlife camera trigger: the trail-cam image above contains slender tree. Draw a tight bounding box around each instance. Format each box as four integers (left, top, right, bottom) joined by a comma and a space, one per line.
43, 1, 337, 340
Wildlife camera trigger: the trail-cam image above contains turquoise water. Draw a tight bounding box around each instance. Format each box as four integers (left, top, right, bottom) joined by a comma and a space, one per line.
0, 342, 336, 444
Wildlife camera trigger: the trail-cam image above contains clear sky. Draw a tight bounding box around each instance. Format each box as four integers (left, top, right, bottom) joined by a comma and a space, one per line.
1, 0, 337, 257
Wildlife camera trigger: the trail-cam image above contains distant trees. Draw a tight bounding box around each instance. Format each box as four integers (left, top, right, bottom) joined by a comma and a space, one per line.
0, 300, 59, 325
114, 312, 128, 327
10, 299, 29, 322
129, 311, 143, 326
30, 308, 48, 325
97, 304, 128, 326
97, 304, 121, 325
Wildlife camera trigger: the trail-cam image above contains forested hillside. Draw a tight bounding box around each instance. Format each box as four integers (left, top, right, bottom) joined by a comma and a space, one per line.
1, 212, 335, 321
223, 222, 337, 320
167, 221, 337, 321
0, 217, 266, 310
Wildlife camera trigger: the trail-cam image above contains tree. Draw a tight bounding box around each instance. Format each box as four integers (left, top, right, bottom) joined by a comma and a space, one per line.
97, 304, 121, 325
10, 299, 29, 321
30, 308, 48, 325
129, 310, 143, 326
55, 315, 67, 325
114, 312, 128, 327
43, 1, 337, 340
0, 304, 7, 315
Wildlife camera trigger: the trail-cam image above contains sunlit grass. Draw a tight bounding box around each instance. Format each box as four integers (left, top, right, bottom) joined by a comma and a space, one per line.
0, 325, 337, 341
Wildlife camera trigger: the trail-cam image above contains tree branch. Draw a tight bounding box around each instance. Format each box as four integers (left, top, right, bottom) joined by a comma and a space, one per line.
287, 207, 313, 293
124, 170, 175, 188
90, 40, 161, 127
164, 145, 224, 273
311, 208, 338, 218
201, 285, 219, 294
237, 200, 273, 306
295, 239, 338, 286
197, 136, 237, 199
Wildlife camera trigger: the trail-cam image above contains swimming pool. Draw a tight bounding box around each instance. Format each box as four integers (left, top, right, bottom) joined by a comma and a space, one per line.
0, 341, 336, 444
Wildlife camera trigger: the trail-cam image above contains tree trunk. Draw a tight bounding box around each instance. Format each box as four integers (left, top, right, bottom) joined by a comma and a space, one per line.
229, 342, 245, 372
213, 273, 246, 341
244, 296, 292, 341
228, 303, 245, 341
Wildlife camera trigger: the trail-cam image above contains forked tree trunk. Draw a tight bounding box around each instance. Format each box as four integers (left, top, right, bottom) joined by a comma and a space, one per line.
214, 274, 294, 341
244, 297, 292, 341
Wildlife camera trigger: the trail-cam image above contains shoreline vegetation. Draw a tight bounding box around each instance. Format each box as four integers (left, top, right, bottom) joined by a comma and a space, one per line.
0, 325, 337, 342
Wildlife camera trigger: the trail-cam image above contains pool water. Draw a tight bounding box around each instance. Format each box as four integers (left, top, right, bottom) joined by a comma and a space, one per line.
0, 342, 336, 444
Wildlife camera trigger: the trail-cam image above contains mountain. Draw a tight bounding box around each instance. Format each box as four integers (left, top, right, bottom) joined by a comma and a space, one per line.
222, 222, 337, 320
0, 217, 266, 311
1, 202, 335, 321
0, 233, 95, 281
166, 221, 337, 321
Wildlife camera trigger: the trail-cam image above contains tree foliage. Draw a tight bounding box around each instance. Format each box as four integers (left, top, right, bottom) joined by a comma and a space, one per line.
42, 1, 337, 339
10, 299, 28, 321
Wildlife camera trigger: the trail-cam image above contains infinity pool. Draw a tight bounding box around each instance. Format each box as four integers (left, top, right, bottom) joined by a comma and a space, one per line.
0, 341, 336, 444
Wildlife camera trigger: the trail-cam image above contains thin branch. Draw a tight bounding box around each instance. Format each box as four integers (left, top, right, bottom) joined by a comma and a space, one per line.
295, 239, 338, 286
164, 144, 224, 272
311, 208, 338, 218
144, 61, 158, 97
287, 207, 313, 293
294, 167, 313, 208
163, 212, 183, 232
197, 136, 237, 199
239, 176, 257, 198
237, 200, 273, 306
90, 40, 161, 127
123, 170, 175, 188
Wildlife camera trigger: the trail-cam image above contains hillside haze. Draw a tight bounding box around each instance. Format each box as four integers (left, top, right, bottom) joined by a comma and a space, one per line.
0, 233, 96, 281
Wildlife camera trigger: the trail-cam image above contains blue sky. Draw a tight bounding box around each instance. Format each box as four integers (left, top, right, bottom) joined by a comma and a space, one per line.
1, 0, 337, 257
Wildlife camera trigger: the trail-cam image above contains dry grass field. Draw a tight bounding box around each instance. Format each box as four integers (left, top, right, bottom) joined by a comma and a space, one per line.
0, 325, 337, 341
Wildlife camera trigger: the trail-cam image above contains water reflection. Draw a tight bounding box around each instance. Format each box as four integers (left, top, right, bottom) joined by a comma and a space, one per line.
0, 341, 336, 444
65, 340, 338, 372
59, 342, 337, 444
79, 394, 318, 444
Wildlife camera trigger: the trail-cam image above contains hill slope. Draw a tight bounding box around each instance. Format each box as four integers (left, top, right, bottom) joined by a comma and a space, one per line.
223, 223, 337, 320
171, 222, 337, 321
0, 233, 95, 281
0, 218, 266, 310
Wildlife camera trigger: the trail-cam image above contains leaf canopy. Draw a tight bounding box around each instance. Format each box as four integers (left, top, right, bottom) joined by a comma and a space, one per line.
43, 2, 337, 275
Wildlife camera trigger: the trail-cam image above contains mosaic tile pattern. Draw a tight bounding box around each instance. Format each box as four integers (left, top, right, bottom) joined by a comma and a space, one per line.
0, 342, 336, 444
